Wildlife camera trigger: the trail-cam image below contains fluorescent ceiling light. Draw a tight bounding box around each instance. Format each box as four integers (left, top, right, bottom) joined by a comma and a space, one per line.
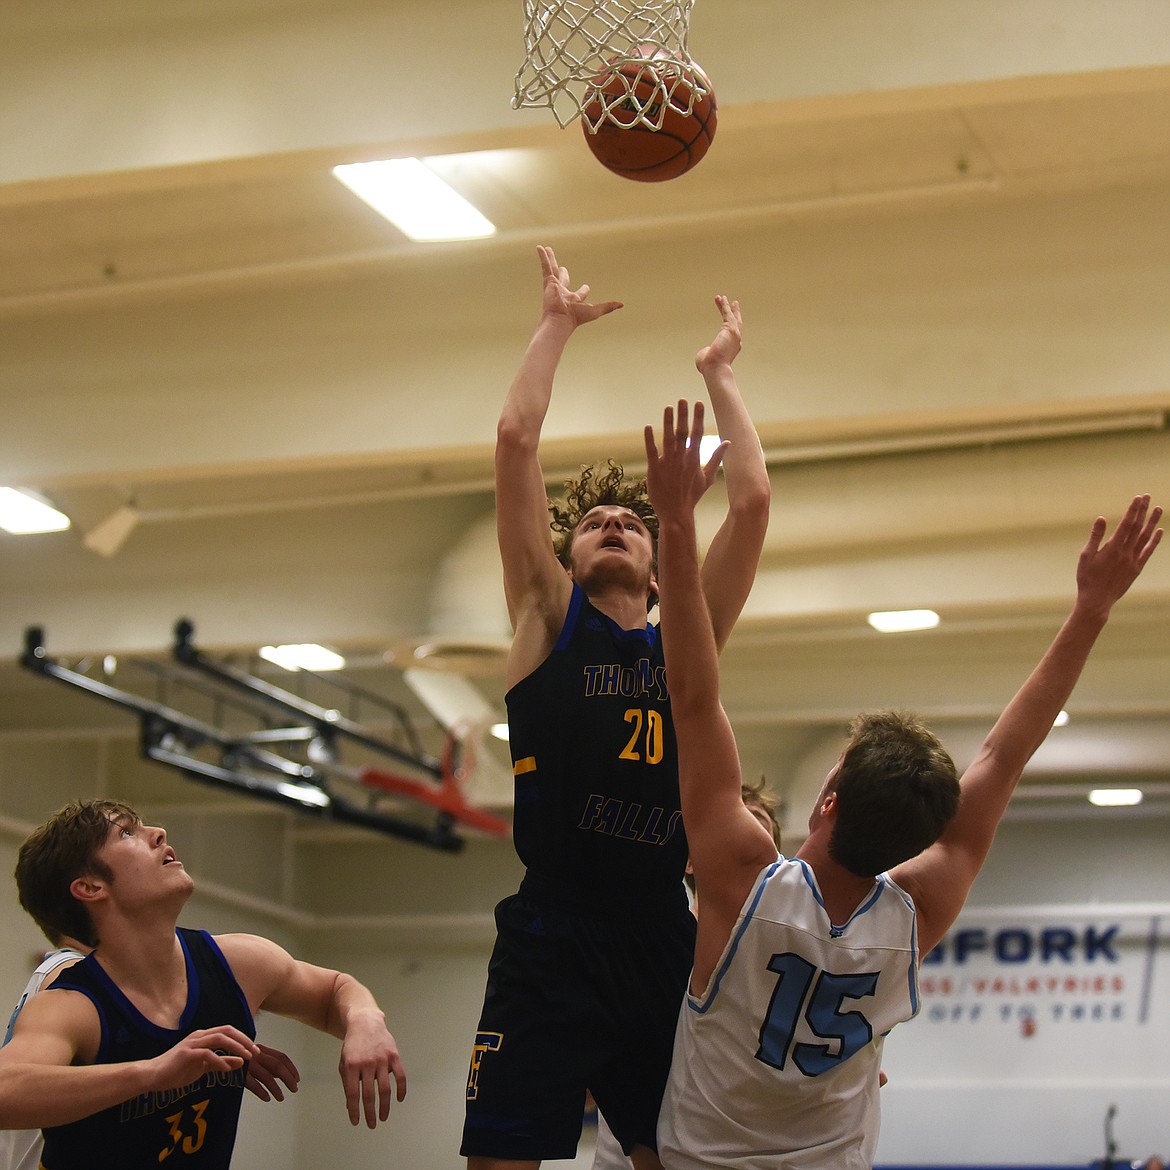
258, 643, 346, 672
1088, 788, 1143, 807
0, 487, 70, 534
490, 722, 510, 742
332, 158, 496, 242
867, 609, 940, 633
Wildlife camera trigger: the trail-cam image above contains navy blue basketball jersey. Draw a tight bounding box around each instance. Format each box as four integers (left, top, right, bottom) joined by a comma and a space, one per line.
507, 583, 687, 912
41, 928, 256, 1170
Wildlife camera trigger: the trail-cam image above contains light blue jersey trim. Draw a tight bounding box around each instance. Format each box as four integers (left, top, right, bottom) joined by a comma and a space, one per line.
878, 871, 922, 1015
688, 859, 784, 1014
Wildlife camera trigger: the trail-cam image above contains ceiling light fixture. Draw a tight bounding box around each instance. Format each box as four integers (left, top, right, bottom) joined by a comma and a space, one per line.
0, 487, 71, 534
332, 158, 496, 242
867, 609, 940, 633
83, 503, 140, 556
1052, 710, 1070, 728
1087, 788, 1143, 807
258, 643, 346, 672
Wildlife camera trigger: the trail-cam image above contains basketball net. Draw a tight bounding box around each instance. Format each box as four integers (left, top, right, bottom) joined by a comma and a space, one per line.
513, 0, 710, 130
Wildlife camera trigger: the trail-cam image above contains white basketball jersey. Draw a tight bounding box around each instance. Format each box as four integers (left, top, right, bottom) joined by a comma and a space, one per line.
0, 947, 86, 1170
658, 857, 920, 1170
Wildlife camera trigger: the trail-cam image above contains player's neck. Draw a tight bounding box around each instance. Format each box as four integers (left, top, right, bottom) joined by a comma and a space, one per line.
584, 583, 650, 631
794, 837, 878, 927
92, 918, 188, 1022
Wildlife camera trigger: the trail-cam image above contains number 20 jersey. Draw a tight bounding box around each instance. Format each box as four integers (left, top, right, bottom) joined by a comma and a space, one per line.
658, 857, 920, 1170
506, 583, 687, 913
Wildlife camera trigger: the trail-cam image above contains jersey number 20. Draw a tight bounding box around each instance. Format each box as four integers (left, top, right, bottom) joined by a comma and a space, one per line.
619, 708, 664, 764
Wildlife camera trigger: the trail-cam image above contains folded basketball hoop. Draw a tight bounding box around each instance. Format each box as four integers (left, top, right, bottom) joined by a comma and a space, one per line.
513, 0, 710, 130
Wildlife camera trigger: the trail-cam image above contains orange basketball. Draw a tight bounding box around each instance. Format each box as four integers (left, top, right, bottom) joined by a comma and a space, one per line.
581, 52, 717, 183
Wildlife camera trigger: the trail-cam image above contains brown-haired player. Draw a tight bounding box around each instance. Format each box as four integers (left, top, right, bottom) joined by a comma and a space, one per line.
461, 247, 770, 1170
0, 800, 406, 1169
644, 400, 1162, 1170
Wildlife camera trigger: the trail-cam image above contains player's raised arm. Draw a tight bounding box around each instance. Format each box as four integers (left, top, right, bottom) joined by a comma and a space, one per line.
646, 401, 780, 945
495, 246, 623, 682
693, 295, 771, 649
893, 494, 1163, 955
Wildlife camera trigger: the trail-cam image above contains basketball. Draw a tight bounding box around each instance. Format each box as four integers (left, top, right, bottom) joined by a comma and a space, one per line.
581, 50, 717, 182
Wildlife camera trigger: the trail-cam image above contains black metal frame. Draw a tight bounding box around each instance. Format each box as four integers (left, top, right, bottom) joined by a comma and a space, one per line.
20, 625, 464, 852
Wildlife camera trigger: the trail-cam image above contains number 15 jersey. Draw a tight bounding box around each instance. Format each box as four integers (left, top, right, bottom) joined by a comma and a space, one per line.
658, 856, 920, 1170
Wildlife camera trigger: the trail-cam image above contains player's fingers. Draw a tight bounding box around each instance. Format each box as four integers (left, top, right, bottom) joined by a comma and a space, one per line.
276, 1052, 301, 1090
245, 1070, 277, 1102
340, 1059, 361, 1126
1082, 516, 1108, 556
703, 440, 730, 478
1116, 493, 1148, 539
662, 404, 675, 449
644, 424, 660, 464
1137, 502, 1162, 546
1138, 522, 1164, 567
378, 1064, 392, 1122
692, 400, 707, 446
361, 1066, 378, 1129
199, 1027, 256, 1061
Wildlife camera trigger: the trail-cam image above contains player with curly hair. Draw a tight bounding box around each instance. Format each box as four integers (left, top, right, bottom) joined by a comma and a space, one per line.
461, 246, 770, 1170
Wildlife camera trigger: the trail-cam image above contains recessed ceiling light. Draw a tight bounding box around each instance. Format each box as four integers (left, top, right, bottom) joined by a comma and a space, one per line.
1088, 788, 1143, 807
0, 487, 71, 534
332, 158, 496, 242
866, 609, 940, 633
258, 644, 346, 672
1052, 710, 1070, 728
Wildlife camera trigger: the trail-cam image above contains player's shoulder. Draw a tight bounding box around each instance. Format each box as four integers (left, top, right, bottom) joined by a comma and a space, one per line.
209, 932, 287, 964
12, 978, 100, 1037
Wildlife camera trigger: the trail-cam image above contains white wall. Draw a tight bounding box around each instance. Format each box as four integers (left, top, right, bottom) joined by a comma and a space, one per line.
877, 814, 1170, 1167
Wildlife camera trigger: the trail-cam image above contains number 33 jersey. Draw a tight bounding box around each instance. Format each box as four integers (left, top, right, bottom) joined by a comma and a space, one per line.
658, 857, 920, 1170
41, 928, 255, 1170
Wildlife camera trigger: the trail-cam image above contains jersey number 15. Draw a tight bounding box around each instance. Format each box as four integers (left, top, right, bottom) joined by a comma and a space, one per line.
756, 952, 878, 1077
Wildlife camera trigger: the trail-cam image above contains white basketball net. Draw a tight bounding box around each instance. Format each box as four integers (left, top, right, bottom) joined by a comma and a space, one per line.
513, 0, 710, 130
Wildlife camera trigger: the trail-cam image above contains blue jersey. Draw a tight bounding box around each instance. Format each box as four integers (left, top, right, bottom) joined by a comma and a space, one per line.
507, 583, 687, 913
41, 928, 255, 1170
464, 585, 694, 1162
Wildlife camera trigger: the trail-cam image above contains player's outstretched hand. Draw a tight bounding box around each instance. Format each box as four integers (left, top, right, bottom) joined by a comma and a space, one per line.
695, 294, 743, 375
644, 400, 728, 525
537, 244, 622, 329
245, 1042, 300, 1102
1075, 494, 1163, 619
147, 1026, 258, 1092
338, 1013, 406, 1128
